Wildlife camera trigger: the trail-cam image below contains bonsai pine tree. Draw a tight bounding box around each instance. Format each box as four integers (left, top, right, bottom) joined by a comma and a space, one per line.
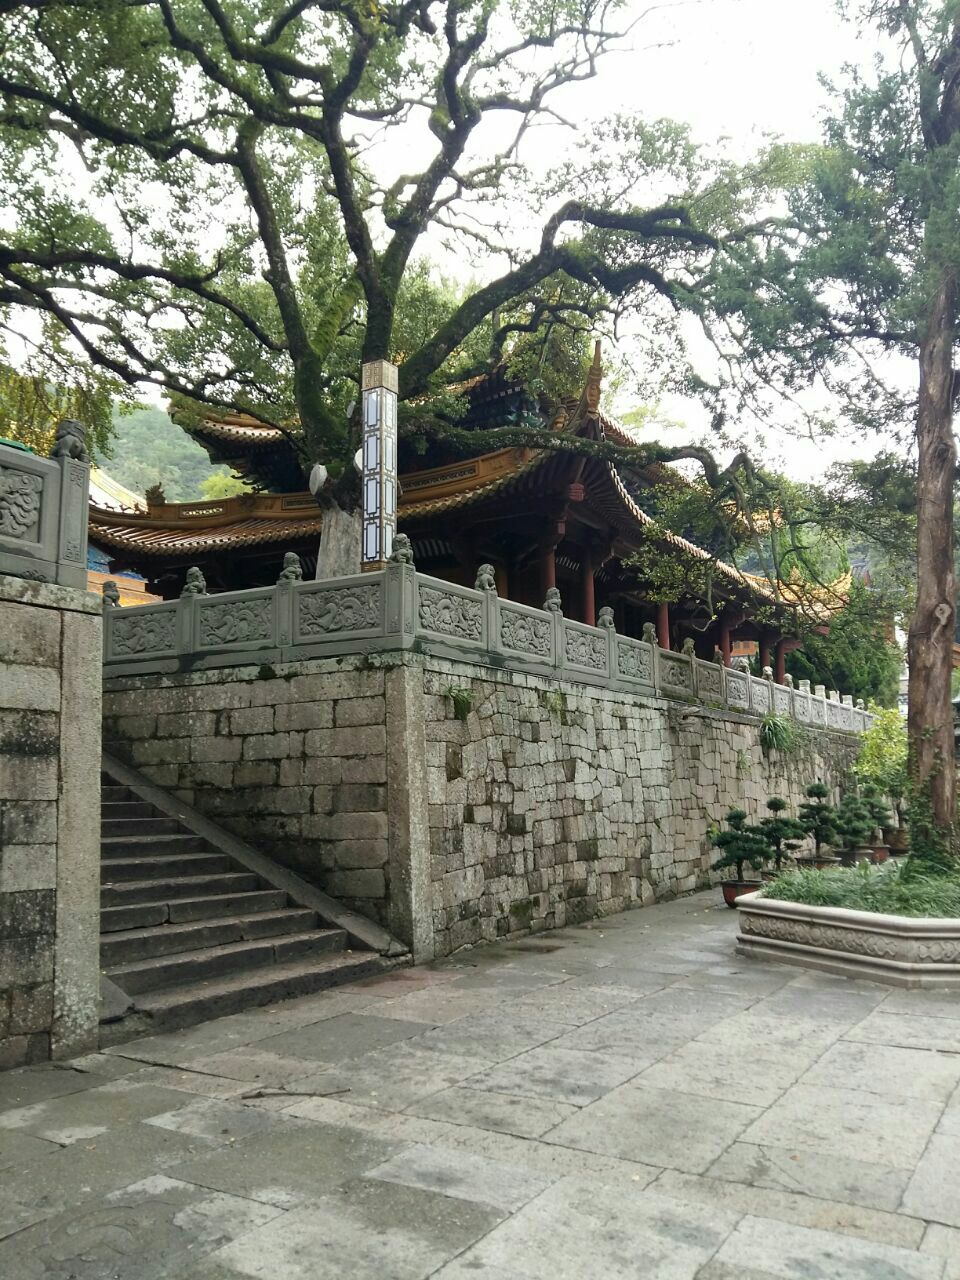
832, 794, 875, 865
860, 784, 893, 842
710, 808, 773, 884
761, 797, 807, 874
798, 783, 837, 861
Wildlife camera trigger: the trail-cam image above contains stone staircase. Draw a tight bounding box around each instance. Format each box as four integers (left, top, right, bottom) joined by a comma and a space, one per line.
99, 757, 404, 1044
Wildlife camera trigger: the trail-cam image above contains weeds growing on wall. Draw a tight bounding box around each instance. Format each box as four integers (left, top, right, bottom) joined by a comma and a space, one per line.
759, 713, 802, 755
444, 686, 473, 722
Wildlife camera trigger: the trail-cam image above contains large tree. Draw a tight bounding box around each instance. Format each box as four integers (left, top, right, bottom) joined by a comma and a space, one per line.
0, 0, 745, 478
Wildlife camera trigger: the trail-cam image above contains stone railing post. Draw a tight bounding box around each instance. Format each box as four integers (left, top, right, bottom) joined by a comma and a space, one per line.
51, 419, 90, 590
384, 555, 417, 644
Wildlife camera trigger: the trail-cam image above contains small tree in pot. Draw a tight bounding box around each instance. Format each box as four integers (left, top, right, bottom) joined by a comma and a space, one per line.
761, 796, 807, 876
710, 808, 773, 908
861, 784, 894, 863
797, 783, 839, 867
832, 794, 876, 868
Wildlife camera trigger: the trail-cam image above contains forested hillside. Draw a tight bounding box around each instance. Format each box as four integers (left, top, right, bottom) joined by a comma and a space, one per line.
103, 406, 237, 502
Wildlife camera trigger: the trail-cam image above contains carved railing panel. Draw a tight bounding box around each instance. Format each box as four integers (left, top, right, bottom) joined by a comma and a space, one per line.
295, 577, 384, 641
725, 669, 750, 711
773, 685, 793, 717
615, 636, 654, 687
416, 578, 484, 648
197, 590, 276, 651
658, 651, 694, 699
498, 600, 554, 663
107, 604, 177, 659
695, 659, 724, 703
0, 432, 89, 590
562, 620, 608, 677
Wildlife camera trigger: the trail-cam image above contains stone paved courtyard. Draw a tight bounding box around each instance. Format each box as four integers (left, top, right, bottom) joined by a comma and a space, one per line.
1, 891, 959, 1278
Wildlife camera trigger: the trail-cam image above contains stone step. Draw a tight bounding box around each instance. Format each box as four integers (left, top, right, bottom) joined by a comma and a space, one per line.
100, 889, 290, 933
105, 930, 347, 994
101, 833, 208, 856
101, 852, 235, 882
101, 816, 183, 837
100, 908, 320, 965
102, 785, 135, 803
101, 872, 261, 908
101, 800, 157, 821
100, 951, 391, 1043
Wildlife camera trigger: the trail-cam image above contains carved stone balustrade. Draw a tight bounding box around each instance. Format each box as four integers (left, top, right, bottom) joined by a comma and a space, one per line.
102, 564, 874, 735
0, 422, 90, 590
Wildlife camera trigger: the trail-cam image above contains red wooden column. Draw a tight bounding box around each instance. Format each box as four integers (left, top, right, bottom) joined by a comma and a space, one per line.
656, 601, 670, 649
719, 619, 732, 666
774, 638, 787, 684
581, 551, 595, 627
758, 636, 772, 671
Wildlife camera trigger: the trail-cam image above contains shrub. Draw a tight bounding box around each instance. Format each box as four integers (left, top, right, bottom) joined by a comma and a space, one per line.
854, 706, 907, 826
798, 782, 836, 859
710, 808, 773, 882
760, 797, 806, 873
761, 860, 960, 918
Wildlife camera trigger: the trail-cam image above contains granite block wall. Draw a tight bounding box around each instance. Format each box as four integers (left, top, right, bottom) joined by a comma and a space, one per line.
0, 575, 101, 1068
103, 652, 859, 961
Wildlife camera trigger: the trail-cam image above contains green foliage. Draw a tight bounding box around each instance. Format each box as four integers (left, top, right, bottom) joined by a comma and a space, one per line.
444, 686, 473, 722
0, 356, 121, 459
104, 406, 229, 502
855, 707, 908, 812
709, 808, 773, 882
798, 782, 837, 858
785, 584, 902, 708
760, 796, 807, 872
198, 470, 252, 501
759, 714, 799, 755
832, 794, 876, 853
761, 860, 960, 919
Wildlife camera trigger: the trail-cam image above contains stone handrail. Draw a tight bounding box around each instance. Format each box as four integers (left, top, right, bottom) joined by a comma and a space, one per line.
0, 423, 90, 591
102, 560, 873, 734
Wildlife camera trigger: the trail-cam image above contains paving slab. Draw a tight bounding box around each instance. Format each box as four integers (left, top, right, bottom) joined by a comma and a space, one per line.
901, 1134, 960, 1228
544, 1081, 761, 1173
365, 1142, 551, 1212
168, 1116, 408, 1208
0, 1079, 198, 1146
413, 1009, 570, 1062
799, 1040, 960, 1103
435, 1177, 741, 1279
177, 1174, 503, 1280
282, 1041, 484, 1111
467, 1044, 644, 1107
404, 1085, 579, 1138
0, 1174, 281, 1280
253, 1011, 436, 1064
846, 1009, 960, 1054
740, 1082, 944, 1168
710, 1214, 945, 1280
706, 1140, 914, 1214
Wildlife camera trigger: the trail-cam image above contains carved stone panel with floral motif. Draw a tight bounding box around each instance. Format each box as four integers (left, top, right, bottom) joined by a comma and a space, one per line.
697, 661, 723, 701
658, 654, 692, 692
564, 625, 606, 670
725, 670, 749, 710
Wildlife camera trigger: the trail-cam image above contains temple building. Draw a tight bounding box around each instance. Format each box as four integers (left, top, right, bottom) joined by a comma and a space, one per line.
88, 347, 805, 676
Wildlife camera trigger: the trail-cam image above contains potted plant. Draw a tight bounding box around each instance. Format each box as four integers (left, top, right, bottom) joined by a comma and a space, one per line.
832, 793, 875, 868
760, 796, 807, 878
861, 783, 894, 863
854, 706, 908, 852
797, 782, 840, 868
710, 808, 772, 907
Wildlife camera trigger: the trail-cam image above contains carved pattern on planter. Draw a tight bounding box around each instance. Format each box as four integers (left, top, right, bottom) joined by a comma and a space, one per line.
199, 597, 273, 646
564, 627, 605, 669
0, 466, 42, 541
659, 654, 692, 691
617, 641, 653, 683
299, 583, 381, 635
742, 912, 902, 959
111, 609, 177, 655
725, 670, 749, 709
418, 585, 482, 641
697, 661, 723, 699
500, 607, 551, 656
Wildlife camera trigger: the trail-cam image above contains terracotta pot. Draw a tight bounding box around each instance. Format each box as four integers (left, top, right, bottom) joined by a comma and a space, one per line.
721, 880, 762, 908
872, 845, 890, 864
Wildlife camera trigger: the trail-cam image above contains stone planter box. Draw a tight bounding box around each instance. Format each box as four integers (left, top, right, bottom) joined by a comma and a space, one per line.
736, 892, 960, 988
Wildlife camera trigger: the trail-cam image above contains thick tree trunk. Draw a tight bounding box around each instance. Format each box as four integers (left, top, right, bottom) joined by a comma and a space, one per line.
907, 270, 957, 834
315, 500, 361, 579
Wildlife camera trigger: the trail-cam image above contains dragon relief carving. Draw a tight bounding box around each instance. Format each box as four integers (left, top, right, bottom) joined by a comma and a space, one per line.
0, 466, 43, 541
299, 584, 381, 635
500, 608, 551, 656
659, 654, 692, 691
617, 642, 653, 682
697, 662, 723, 699
110, 609, 177, 656
199, 597, 273, 646
418, 585, 482, 641
564, 627, 606, 670
725, 671, 749, 708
